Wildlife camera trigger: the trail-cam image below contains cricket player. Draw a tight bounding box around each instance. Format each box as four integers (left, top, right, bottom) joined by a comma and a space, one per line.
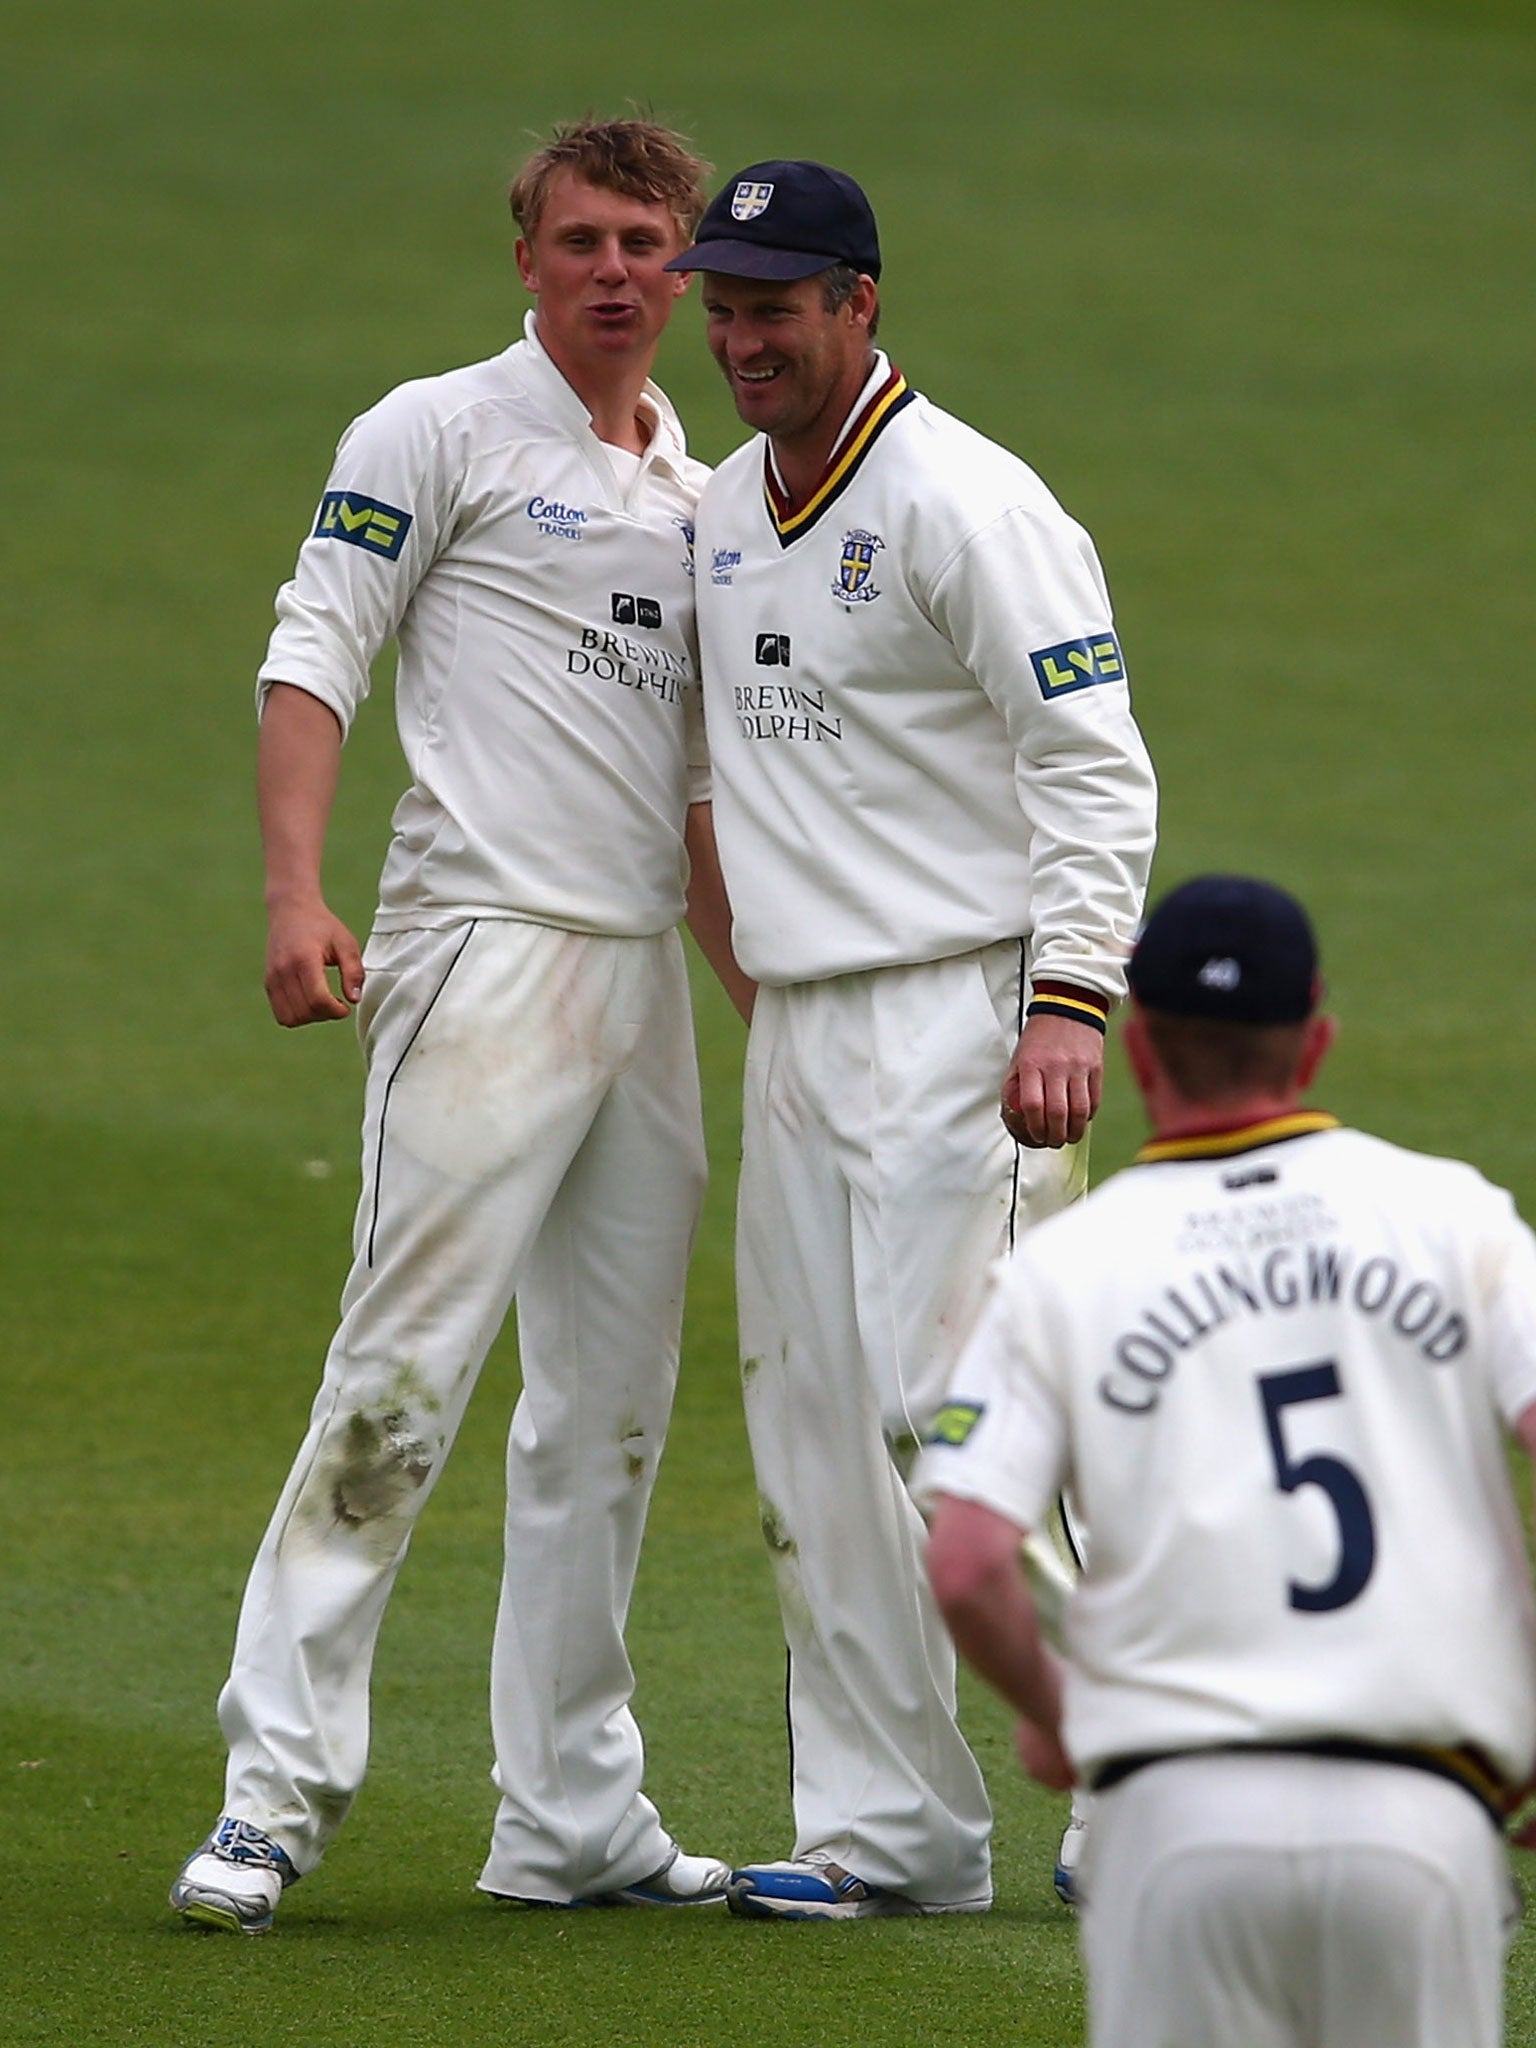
170, 119, 750, 1934
921, 875, 1536, 2047
665, 161, 1157, 1918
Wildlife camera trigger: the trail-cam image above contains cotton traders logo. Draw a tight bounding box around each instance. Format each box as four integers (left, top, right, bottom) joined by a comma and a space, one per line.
528, 494, 589, 542
833, 528, 884, 604
711, 547, 742, 586
731, 181, 774, 221
674, 516, 696, 577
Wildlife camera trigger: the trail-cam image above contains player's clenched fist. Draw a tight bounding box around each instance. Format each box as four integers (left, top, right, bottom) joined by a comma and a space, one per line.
264, 900, 364, 1026
1001, 1012, 1104, 1149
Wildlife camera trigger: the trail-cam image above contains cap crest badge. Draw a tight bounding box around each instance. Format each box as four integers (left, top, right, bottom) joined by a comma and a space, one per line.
731, 180, 775, 221
1197, 957, 1242, 991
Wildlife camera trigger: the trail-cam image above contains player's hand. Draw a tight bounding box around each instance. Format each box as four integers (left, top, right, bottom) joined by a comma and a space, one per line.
264, 899, 364, 1027
1001, 1014, 1104, 1149
1015, 1716, 1075, 1791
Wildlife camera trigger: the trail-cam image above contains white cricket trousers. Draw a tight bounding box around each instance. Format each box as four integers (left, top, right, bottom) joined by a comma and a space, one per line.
216, 918, 707, 1901
737, 944, 1084, 1903
1081, 1752, 1516, 2048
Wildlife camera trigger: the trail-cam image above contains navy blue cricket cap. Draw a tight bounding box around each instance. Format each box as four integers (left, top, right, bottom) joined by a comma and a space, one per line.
1128, 875, 1320, 1025
664, 159, 881, 281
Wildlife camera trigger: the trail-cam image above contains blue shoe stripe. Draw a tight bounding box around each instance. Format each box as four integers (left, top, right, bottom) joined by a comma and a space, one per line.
730, 1863, 888, 1909
208, 1818, 297, 1885
737, 1870, 843, 1904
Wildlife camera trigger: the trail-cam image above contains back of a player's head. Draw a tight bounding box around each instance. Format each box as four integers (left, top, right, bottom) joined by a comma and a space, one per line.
1129, 875, 1322, 1104
509, 118, 711, 245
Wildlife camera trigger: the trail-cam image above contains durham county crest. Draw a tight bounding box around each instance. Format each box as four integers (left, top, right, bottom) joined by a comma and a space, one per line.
834, 528, 885, 604
731, 180, 774, 221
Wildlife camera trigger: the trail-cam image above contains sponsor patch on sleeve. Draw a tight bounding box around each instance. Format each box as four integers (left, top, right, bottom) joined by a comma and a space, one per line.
925, 1401, 986, 1448
312, 490, 413, 560
1030, 632, 1125, 699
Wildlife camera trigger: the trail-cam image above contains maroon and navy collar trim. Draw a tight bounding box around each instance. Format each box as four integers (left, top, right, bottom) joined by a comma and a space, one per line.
762, 362, 914, 546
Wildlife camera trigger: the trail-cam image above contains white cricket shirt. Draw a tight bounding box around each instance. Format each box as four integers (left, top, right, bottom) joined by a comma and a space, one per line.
694, 354, 1156, 989
914, 1117, 1536, 1787
258, 313, 710, 936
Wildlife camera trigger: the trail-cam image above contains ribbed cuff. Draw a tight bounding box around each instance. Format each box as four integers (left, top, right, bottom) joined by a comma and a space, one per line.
1026, 980, 1109, 1034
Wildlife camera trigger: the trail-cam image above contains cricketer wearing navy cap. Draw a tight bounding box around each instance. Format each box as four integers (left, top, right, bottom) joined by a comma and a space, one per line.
678, 152, 1156, 1924
1119, 873, 1334, 1154
922, 871, 1536, 2045
665, 159, 881, 280
1127, 874, 1321, 1026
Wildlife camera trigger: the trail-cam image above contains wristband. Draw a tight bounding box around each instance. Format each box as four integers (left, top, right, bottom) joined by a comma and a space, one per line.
1026, 982, 1109, 1035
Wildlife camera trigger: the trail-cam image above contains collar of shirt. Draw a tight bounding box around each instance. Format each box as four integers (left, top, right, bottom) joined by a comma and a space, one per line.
1135, 1111, 1341, 1165
503, 309, 691, 480
765, 348, 891, 502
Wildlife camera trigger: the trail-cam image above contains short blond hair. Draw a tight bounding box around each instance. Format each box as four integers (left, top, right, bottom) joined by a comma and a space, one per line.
510, 118, 710, 245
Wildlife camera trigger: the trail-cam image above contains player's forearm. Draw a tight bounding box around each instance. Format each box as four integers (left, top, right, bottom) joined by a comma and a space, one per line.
684, 802, 756, 1023
257, 682, 346, 910
927, 1497, 1065, 1734
941, 1562, 1064, 1734
1015, 726, 1158, 1006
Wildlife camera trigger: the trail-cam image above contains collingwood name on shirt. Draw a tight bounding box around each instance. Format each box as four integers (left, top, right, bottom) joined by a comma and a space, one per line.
1100, 1238, 1469, 1414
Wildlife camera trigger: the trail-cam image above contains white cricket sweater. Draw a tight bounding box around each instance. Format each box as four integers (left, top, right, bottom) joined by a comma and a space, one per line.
259, 313, 710, 937
694, 353, 1156, 990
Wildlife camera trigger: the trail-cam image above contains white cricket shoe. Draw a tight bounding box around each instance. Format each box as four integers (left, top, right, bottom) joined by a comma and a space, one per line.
486, 1846, 731, 1908
1054, 1813, 1087, 1906
727, 1849, 991, 1921
170, 1817, 299, 1933
595, 1847, 731, 1906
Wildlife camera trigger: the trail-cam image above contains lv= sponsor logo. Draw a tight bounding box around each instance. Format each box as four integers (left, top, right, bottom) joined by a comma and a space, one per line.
313, 491, 412, 559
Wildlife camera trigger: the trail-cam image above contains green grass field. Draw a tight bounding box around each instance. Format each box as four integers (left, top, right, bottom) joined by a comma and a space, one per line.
4, 0, 1535, 2040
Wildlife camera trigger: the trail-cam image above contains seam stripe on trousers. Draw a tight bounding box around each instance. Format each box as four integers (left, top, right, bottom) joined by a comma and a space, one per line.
784, 1647, 795, 1805
1007, 937, 1026, 1252
366, 919, 480, 1267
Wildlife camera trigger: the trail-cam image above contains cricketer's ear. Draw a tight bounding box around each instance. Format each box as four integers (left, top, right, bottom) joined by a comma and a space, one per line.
1297, 1010, 1337, 1088
1120, 1006, 1157, 1097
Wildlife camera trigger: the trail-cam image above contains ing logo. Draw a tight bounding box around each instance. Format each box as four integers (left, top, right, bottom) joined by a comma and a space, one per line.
925, 1402, 985, 1447
312, 491, 412, 560
1030, 633, 1126, 699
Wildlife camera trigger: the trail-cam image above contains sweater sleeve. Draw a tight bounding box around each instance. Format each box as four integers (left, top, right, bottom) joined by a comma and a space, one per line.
926, 502, 1157, 1004
255, 381, 463, 734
